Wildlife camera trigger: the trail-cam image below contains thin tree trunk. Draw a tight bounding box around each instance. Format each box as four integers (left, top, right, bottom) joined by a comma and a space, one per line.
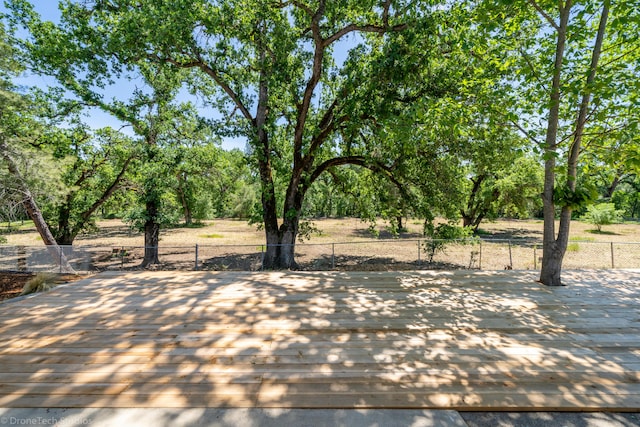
605, 175, 620, 199
56, 199, 74, 246
539, 1, 572, 286
140, 198, 160, 267
176, 173, 192, 225
56, 156, 132, 245
540, 0, 609, 286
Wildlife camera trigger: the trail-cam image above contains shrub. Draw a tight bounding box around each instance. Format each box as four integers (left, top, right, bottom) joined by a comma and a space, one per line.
423, 223, 477, 263
567, 242, 580, 252
20, 273, 59, 296
583, 203, 623, 232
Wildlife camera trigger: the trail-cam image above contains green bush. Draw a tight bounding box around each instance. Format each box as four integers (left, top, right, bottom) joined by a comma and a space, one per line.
583, 203, 623, 232
423, 223, 477, 263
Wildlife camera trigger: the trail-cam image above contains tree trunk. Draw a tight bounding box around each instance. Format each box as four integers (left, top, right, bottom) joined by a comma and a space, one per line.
261, 170, 305, 270
56, 201, 74, 246
539, 2, 572, 286
0, 141, 74, 272
461, 174, 493, 232
277, 214, 300, 269
262, 220, 300, 270
140, 198, 160, 267
540, 0, 609, 286
605, 174, 621, 199
261, 188, 304, 270
176, 174, 192, 225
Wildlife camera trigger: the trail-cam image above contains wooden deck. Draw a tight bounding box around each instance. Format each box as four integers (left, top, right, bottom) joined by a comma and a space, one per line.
1, 269, 639, 410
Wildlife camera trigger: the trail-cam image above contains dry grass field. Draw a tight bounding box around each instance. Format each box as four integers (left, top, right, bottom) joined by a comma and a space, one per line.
1, 218, 640, 272
4, 217, 640, 247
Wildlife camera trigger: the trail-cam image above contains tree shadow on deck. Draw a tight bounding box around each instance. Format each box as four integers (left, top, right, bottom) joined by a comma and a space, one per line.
0, 269, 638, 414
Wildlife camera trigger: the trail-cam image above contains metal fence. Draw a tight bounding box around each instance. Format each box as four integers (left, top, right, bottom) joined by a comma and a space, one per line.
2, 239, 640, 273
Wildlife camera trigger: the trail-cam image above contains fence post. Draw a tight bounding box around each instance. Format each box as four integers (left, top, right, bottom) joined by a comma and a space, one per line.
417, 240, 421, 266
260, 245, 264, 271
610, 242, 615, 269
508, 240, 513, 269
195, 244, 199, 271
478, 240, 482, 270
121, 246, 125, 270
59, 249, 62, 274
534, 246, 537, 270
331, 243, 335, 270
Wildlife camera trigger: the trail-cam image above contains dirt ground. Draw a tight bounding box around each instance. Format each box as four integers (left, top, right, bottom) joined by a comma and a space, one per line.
3, 217, 640, 248
0, 272, 33, 301
1, 217, 639, 276
0, 273, 88, 302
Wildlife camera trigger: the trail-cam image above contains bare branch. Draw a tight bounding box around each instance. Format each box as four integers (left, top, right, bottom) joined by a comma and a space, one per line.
508, 118, 542, 146
324, 22, 407, 47
517, 46, 546, 89
527, 0, 559, 31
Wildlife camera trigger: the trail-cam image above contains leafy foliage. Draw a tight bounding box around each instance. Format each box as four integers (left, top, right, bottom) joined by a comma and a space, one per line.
422, 222, 477, 264
553, 183, 598, 210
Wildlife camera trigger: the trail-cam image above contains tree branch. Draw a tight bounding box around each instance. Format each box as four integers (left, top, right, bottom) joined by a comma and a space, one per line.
291, 0, 314, 16
305, 94, 346, 160
508, 118, 542, 146
76, 155, 133, 230
150, 53, 255, 125
527, 0, 559, 31
324, 22, 408, 47
293, 2, 326, 165
309, 155, 366, 185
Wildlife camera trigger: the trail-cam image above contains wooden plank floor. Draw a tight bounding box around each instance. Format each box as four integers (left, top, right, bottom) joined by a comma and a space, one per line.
1, 269, 639, 410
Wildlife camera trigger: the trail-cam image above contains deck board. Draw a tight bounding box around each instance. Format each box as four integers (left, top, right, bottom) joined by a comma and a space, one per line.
1, 269, 639, 410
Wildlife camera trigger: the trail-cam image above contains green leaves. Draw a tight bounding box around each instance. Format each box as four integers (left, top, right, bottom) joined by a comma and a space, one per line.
553, 183, 598, 210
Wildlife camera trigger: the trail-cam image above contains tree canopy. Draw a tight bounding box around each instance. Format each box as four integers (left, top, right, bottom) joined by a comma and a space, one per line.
1, 0, 638, 280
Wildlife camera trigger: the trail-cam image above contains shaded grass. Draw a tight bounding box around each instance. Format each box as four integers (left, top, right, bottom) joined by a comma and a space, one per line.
570, 236, 596, 242
586, 229, 619, 235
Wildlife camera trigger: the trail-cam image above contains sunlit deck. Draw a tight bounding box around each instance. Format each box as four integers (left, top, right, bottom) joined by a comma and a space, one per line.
1, 269, 639, 410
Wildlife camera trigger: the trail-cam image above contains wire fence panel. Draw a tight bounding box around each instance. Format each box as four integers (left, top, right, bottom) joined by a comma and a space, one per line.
477, 240, 542, 270
331, 240, 422, 270
2, 239, 640, 272
197, 244, 263, 271
563, 241, 612, 269
0, 246, 94, 272
612, 243, 640, 269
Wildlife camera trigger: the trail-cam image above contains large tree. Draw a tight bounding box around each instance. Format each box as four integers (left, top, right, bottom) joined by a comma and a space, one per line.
0, 20, 73, 270
21, 0, 455, 269
8, 2, 210, 266
50, 125, 135, 245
